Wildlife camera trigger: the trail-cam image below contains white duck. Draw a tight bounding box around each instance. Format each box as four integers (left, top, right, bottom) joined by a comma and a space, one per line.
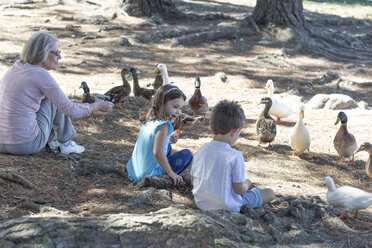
324, 176, 372, 218
153, 64, 191, 105
290, 105, 311, 157
266, 79, 293, 124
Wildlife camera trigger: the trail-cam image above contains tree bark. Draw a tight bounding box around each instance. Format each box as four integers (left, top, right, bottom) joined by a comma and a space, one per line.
121, 0, 178, 17
248, 0, 372, 63
252, 0, 309, 32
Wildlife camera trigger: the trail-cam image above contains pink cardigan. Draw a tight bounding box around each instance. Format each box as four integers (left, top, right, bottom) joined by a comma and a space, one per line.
0, 60, 90, 144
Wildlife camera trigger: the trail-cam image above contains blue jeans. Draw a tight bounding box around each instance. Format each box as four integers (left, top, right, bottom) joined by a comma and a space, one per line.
166, 143, 193, 174
242, 188, 263, 208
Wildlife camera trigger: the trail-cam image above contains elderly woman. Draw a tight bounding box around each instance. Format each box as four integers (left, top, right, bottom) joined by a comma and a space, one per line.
0, 32, 113, 155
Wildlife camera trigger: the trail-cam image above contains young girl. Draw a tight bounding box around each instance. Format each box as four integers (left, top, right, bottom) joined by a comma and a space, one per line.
126, 84, 193, 185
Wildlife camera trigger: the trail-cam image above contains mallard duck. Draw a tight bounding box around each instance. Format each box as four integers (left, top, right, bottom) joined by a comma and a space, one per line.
153, 67, 163, 90
354, 142, 372, 179
256, 97, 276, 146
80, 81, 114, 104
128, 68, 156, 104
290, 105, 311, 157
333, 111, 358, 165
266, 79, 293, 124
153, 63, 191, 105
324, 176, 372, 218
104, 67, 131, 108
188, 77, 209, 124
80, 81, 114, 117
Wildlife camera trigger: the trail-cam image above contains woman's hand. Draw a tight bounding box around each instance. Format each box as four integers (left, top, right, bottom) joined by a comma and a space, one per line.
169, 171, 183, 185
89, 102, 114, 113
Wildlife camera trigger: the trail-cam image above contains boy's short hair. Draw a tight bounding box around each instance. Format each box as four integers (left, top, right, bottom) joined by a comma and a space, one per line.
210, 100, 245, 135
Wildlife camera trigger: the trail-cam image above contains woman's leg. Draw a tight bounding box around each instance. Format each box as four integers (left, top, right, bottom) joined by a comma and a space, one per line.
38, 99, 84, 154
167, 148, 193, 174
0, 99, 77, 155
37, 99, 76, 144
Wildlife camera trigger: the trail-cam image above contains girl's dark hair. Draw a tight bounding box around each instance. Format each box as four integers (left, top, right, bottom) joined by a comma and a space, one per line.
210, 100, 245, 135
145, 84, 186, 129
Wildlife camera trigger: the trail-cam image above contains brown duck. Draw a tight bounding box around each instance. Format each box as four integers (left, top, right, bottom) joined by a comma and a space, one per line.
129, 68, 156, 104
333, 111, 357, 165
188, 77, 209, 124
256, 97, 276, 146
104, 67, 131, 108
354, 142, 372, 179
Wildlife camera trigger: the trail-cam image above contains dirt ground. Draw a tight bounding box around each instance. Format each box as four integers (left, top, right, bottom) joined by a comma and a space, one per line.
0, 0, 371, 246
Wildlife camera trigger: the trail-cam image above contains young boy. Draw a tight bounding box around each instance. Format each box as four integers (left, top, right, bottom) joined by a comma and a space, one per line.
191, 100, 275, 212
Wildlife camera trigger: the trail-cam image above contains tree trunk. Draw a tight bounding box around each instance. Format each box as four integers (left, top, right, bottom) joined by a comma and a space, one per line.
252, 0, 308, 32
249, 0, 372, 63
121, 0, 177, 17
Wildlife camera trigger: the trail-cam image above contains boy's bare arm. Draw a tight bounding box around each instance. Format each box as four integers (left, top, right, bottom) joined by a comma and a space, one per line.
232, 179, 251, 195
232, 182, 248, 195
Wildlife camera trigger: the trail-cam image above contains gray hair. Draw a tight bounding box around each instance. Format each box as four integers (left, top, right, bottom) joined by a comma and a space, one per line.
21, 32, 58, 65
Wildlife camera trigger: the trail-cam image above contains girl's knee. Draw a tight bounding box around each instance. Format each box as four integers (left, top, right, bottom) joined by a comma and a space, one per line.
182, 149, 193, 158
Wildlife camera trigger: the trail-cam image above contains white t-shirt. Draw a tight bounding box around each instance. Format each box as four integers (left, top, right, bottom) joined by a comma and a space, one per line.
191, 140, 246, 212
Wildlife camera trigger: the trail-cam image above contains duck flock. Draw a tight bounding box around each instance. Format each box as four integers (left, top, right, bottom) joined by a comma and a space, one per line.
78, 63, 372, 220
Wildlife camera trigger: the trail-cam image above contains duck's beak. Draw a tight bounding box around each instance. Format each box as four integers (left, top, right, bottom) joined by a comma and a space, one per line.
153, 67, 159, 73
126, 72, 132, 79
354, 147, 363, 154
334, 117, 340, 125
300, 110, 304, 118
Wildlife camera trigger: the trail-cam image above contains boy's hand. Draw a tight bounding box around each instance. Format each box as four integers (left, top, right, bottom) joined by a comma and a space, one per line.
169, 171, 183, 185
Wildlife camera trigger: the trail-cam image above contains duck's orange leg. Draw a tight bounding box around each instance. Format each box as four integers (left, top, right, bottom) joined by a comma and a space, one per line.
350, 155, 355, 164
201, 114, 206, 124
101, 112, 105, 118
292, 150, 296, 158
339, 155, 344, 165
352, 210, 359, 218
193, 112, 196, 117
338, 210, 348, 219
276, 117, 281, 124
116, 103, 124, 110
307, 148, 311, 158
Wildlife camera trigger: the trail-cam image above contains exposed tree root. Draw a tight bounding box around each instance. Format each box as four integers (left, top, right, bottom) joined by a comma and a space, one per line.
0, 172, 42, 191
249, 0, 372, 64
136, 27, 205, 43
134, 168, 192, 190
170, 25, 256, 47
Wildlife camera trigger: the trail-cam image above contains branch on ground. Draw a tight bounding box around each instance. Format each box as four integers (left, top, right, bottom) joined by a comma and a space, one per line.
0, 172, 42, 191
